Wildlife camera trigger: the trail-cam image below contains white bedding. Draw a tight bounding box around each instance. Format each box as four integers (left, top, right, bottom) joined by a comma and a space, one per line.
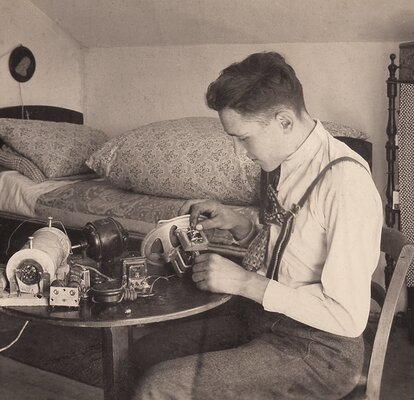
0, 171, 85, 217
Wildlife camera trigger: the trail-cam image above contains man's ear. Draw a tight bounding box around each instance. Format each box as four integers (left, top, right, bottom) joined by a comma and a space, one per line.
274, 110, 294, 131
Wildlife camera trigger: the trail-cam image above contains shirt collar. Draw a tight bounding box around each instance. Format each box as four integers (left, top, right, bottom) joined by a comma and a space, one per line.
280, 119, 326, 177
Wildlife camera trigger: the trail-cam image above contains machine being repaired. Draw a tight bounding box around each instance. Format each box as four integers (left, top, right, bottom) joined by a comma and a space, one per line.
141, 215, 209, 276
0, 216, 129, 306
0, 214, 210, 307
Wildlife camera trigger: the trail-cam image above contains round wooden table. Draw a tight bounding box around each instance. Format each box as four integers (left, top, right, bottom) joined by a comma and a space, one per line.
0, 269, 231, 400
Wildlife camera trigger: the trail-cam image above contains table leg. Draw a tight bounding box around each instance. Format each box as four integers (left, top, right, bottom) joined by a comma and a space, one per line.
102, 326, 132, 400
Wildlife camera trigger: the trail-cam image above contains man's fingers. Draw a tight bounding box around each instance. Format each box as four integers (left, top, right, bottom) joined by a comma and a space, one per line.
196, 281, 209, 291
188, 200, 216, 228
195, 217, 220, 231
193, 254, 210, 271
178, 199, 205, 216
192, 272, 205, 282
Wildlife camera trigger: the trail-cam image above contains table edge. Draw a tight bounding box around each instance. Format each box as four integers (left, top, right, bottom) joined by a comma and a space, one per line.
0, 294, 233, 328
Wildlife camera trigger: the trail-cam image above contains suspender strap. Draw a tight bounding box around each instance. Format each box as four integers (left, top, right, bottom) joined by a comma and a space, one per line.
266, 156, 364, 280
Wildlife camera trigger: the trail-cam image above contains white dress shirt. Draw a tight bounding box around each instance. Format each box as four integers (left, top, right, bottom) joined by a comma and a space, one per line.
260, 120, 383, 337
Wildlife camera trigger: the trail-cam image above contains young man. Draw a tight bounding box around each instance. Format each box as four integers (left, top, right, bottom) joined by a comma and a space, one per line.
133, 52, 383, 399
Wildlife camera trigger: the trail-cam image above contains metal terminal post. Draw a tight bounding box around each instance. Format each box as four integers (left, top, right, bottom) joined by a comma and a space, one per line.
175, 228, 209, 252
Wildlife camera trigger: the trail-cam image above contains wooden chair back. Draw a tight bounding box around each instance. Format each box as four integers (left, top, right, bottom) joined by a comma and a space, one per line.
344, 227, 414, 399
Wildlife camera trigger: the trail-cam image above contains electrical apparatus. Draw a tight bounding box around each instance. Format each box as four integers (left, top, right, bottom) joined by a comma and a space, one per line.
1, 214, 211, 306
140, 215, 209, 276
1, 217, 128, 306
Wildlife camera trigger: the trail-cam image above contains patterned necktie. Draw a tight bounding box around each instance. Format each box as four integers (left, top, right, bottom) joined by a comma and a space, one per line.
242, 166, 289, 272
242, 156, 361, 276
241, 225, 270, 272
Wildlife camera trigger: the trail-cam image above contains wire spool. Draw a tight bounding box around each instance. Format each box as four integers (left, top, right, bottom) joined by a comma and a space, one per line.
6, 227, 71, 288
90, 280, 124, 304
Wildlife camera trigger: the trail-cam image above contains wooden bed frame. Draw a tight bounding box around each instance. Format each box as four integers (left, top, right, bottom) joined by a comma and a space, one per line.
0, 105, 83, 124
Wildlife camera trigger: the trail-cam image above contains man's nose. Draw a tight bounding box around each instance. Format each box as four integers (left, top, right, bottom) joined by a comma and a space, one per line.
233, 137, 246, 156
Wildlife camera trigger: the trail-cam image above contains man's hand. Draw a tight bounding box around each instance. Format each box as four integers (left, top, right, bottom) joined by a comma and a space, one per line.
192, 253, 269, 303
179, 199, 252, 241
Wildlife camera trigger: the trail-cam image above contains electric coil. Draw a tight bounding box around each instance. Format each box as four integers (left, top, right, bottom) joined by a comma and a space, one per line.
6, 227, 71, 294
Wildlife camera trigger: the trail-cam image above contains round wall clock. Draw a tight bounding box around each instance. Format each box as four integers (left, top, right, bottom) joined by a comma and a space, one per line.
9, 45, 36, 83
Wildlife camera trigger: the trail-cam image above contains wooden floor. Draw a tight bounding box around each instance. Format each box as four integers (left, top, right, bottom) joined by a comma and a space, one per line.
1, 321, 414, 400
0, 355, 103, 400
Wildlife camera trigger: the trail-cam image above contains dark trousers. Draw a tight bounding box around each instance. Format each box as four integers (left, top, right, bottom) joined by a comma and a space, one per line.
131, 298, 364, 400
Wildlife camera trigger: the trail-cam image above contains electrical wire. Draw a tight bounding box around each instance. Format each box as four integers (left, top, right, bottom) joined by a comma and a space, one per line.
5, 218, 49, 256
149, 274, 176, 293
53, 220, 69, 237
1, 44, 27, 120
5, 217, 72, 256
18, 83, 24, 118
121, 274, 176, 301
73, 264, 115, 282
0, 44, 21, 60
0, 320, 29, 352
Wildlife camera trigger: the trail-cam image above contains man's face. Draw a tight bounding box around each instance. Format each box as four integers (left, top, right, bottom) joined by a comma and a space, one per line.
219, 108, 287, 172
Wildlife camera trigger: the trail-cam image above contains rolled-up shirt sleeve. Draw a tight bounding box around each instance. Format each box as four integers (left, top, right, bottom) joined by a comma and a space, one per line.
262, 162, 383, 337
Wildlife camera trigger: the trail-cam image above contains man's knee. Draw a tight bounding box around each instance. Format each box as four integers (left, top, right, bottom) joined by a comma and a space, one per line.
133, 365, 171, 400
132, 360, 194, 400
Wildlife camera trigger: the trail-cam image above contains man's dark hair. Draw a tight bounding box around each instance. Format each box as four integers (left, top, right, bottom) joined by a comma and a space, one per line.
206, 52, 306, 117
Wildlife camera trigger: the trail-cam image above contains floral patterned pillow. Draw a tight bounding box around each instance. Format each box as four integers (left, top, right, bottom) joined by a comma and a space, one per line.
0, 119, 108, 178
86, 117, 368, 206
321, 121, 368, 140
87, 117, 261, 206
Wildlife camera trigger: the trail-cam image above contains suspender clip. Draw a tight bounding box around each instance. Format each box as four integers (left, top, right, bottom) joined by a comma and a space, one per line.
286, 204, 300, 234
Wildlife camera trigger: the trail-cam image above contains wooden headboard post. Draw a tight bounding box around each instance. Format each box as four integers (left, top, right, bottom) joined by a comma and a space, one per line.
385, 54, 400, 232
384, 55, 400, 290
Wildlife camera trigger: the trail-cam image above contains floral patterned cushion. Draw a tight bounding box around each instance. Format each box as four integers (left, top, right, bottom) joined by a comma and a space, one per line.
0, 118, 108, 178
86, 117, 368, 206
87, 117, 261, 206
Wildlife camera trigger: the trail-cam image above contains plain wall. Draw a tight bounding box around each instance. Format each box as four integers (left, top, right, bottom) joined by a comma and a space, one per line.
0, 0, 83, 112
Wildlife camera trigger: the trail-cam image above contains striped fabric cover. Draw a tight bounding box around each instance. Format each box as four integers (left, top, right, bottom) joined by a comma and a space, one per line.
398, 82, 414, 286
0, 145, 46, 183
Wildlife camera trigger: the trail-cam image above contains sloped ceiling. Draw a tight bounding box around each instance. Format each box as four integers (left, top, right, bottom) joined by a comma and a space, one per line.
30, 0, 414, 48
